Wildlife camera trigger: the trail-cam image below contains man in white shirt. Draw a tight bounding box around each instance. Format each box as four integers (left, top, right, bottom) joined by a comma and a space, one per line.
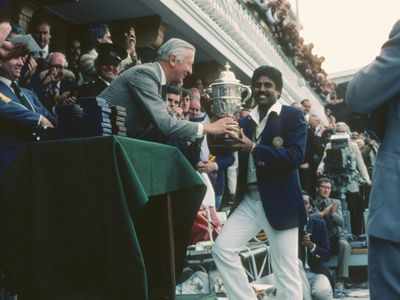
212, 65, 307, 300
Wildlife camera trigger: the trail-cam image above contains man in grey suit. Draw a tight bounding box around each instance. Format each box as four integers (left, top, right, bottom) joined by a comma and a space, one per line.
314, 178, 351, 296
99, 38, 237, 142
346, 20, 400, 300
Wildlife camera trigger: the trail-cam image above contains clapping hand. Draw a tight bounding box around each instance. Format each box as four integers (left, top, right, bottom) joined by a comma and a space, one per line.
302, 233, 314, 249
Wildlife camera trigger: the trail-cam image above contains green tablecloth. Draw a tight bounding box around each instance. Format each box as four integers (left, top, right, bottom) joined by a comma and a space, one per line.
0, 136, 206, 300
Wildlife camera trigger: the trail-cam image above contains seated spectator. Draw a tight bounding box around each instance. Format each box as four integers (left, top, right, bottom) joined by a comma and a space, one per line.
313, 178, 351, 297
80, 23, 112, 82
302, 193, 333, 300
77, 43, 126, 98
30, 52, 76, 111
0, 43, 55, 177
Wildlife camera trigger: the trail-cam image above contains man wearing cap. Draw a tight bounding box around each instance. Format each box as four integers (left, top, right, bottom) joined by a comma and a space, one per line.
212, 65, 307, 299
99, 38, 237, 143
78, 43, 126, 98
0, 43, 55, 177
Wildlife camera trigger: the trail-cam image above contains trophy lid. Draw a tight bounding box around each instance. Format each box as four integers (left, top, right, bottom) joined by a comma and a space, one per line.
212, 63, 240, 85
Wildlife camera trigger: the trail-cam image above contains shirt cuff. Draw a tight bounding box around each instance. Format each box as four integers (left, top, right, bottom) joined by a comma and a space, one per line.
197, 123, 204, 138
310, 243, 317, 253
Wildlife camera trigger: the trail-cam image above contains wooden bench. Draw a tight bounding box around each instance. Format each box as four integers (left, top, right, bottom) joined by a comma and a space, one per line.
326, 248, 368, 268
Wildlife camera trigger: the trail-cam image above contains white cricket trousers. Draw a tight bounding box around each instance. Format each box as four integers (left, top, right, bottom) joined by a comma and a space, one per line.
212, 187, 302, 300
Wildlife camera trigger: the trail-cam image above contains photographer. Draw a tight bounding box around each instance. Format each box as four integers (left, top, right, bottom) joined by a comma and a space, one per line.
317, 122, 371, 236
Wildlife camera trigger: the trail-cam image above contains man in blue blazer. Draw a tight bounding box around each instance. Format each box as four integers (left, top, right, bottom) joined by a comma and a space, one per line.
302, 194, 333, 300
212, 65, 307, 299
346, 20, 400, 300
0, 43, 55, 177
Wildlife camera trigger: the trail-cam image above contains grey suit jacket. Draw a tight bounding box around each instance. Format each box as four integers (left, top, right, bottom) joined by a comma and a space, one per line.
346, 20, 400, 242
314, 196, 344, 239
99, 62, 199, 142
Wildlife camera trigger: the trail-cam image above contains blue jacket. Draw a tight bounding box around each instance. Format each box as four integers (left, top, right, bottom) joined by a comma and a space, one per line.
305, 214, 331, 272
0, 81, 55, 176
346, 20, 400, 242
237, 105, 307, 230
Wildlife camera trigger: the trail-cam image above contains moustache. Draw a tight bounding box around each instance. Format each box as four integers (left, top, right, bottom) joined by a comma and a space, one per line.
256, 92, 274, 99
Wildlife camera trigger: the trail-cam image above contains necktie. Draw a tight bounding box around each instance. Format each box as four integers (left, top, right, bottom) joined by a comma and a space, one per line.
11, 82, 35, 111
161, 85, 167, 101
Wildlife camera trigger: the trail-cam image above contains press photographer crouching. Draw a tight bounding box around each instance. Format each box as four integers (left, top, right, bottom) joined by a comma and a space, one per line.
317, 122, 371, 236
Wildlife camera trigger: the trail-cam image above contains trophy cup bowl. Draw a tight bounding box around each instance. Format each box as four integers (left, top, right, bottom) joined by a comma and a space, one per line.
207, 63, 252, 149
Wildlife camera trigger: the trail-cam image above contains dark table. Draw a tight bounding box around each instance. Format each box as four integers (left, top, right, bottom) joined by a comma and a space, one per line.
0, 136, 205, 300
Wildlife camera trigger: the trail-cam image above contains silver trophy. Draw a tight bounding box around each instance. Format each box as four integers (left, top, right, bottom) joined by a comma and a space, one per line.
207, 63, 252, 148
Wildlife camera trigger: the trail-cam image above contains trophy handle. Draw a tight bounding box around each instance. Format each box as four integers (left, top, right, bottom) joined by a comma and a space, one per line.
241, 85, 252, 104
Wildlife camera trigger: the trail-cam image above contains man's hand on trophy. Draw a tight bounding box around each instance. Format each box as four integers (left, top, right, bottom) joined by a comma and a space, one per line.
230, 129, 255, 152
203, 117, 238, 135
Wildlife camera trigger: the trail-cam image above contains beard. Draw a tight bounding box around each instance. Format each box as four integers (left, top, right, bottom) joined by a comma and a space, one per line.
255, 92, 277, 108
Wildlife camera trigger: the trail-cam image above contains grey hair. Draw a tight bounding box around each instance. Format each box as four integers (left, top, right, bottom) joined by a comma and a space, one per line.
157, 38, 195, 62
335, 122, 350, 134
47, 52, 68, 68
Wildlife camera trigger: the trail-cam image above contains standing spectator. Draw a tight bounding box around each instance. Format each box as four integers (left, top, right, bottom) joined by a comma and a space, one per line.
318, 122, 371, 235
31, 19, 52, 60
301, 98, 312, 122
166, 84, 183, 119
118, 25, 140, 72
80, 23, 112, 82
325, 95, 352, 126
77, 43, 125, 98
180, 88, 191, 120
314, 178, 351, 297
136, 22, 167, 63
346, 20, 400, 300
66, 39, 83, 84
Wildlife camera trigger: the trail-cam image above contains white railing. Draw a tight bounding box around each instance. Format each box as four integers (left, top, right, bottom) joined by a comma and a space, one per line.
189, 0, 321, 103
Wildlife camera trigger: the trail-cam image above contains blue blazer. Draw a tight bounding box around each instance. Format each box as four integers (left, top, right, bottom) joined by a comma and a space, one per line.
306, 215, 330, 269
237, 105, 307, 230
0, 81, 55, 176
298, 214, 332, 285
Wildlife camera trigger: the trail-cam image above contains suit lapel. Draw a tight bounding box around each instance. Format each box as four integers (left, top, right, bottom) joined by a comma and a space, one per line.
0, 81, 35, 111
0, 81, 17, 101
260, 110, 282, 144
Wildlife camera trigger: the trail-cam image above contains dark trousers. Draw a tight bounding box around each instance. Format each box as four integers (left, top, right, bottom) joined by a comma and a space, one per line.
346, 192, 364, 235
369, 236, 400, 300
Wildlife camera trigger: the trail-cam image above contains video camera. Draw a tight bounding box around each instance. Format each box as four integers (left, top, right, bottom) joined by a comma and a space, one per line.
324, 132, 351, 176
329, 132, 350, 149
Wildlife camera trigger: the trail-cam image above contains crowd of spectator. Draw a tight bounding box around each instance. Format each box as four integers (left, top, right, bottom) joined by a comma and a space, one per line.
1, 6, 379, 299
245, 0, 336, 100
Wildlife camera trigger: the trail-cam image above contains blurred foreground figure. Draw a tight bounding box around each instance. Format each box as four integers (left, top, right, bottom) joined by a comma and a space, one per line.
346, 20, 400, 300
